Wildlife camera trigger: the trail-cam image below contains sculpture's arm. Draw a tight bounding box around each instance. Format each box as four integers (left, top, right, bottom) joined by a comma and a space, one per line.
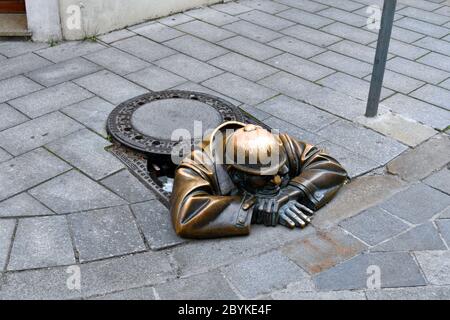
170, 164, 251, 239
281, 134, 348, 210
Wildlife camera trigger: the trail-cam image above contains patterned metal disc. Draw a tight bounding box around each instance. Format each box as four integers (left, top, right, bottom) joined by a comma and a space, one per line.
107, 90, 245, 155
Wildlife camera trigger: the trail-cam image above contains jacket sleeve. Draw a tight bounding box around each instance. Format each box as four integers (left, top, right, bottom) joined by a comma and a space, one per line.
169, 150, 251, 239
280, 134, 348, 210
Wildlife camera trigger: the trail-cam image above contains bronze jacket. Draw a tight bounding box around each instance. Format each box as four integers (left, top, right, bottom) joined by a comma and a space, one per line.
170, 130, 348, 239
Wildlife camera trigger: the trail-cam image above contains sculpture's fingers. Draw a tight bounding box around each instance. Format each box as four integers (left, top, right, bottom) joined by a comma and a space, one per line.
263, 200, 272, 226
286, 208, 306, 228
294, 202, 314, 216
256, 202, 265, 224
279, 213, 296, 229
290, 205, 311, 223
270, 199, 278, 226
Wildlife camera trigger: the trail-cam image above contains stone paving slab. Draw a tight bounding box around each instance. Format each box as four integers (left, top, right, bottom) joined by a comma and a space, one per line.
222, 20, 281, 43
241, 0, 290, 13
164, 34, 228, 61
271, 288, 366, 300
436, 219, 450, 247
0, 103, 29, 132
97, 29, 135, 44
414, 36, 450, 56
281, 24, 341, 47
29, 170, 126, 214
158, 13, 195, 27
0, 53, 52, 81
268, 36, 325, 59
366, 286, 450, 300
35, 41, 106, 63
125, 65, 187, 92
368, 70, 425, 95
378, 38, 430, 60
113, 36, 176, 62
263, 117, 325, 145
411, 84, 450, 111
0, 40, 48, 58
311, 50, 372, 78
8, 216, 75, 271
395, 17, 449, 38
218, 35, 282, 60
277, 8, 334, 28
238, 9, 295, 30
386, 57, 450, 85
186, 7, 239, 26
0, 219, 15, 270
177, 20, 235, 42
0, 75, 43, 103
0, 148, 71, 202
0, 147, 12, 163
90, 286, 155, 300
276, 0, 328, 12
415, 250, 450, 285
68, 206, 146, 262
418, 52, 450, 73
0, 192, 53, 218
424, 166, 450, 195
132, 22, 185, 42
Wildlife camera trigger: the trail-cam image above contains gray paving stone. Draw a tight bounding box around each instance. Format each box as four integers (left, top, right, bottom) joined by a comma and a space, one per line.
262, 117, 325, 145
131, 200, 184, 250
155, 53, 222, 83
0, 111, 83, 156
240, 0, 290, 14
277, 8, 333, 28
0, 192, 53, 218
36, 41, 106, 63
366, 286, 450, 300
328, 40, 382, 64
209, 52, 277, 81
46, 129, 124, 180
395, 17, 449, 38
8, 216, 75, 271
0, 147, 11, 163
0, 219, 15, 270
268, 36, 325, 59
396, 0, 442, 11
319, 72, 393, 101
272, 288, 366, 300
382, 94, 450, 129
313, 252, 426, 290
411, 84, 450, 111
164, 34, 228, 61
415, 250, 450, 285
223, 20, 281, 43
256, 95, 337, 132
414, 36, 450, 55
380, 183, 450, 224
155, 271, 239, 299
0, 76, 43, 103
176, 20, 235, 42
312, 175, 406, 229
101, 170, 155, 203
318, 120, 407, 165
0, 53, 52, 81
267, 53, 335, 81
133, 22, 184, 42
282, 227, 367, 274
61, 96, 115, 138
68, 206, 146, 262
186, 7, 239, 26
371, 38, 430, 60
126, 66, 187, 91
113, 36, 175, 62
340, 206, 409, 246
212, 2, 254, 15
9, 82, 93, 118
440, 78, 450, 90
26, 57, 102, 87
84, 47, 150, 76
311, 51, 372, 78
29, 170, 126, 214
418, 52, 450, 73
364, 70, 425, 95
74, 70, 148, 104
172, 81, 241, 106
436, 219, 450, 247
281, 24, 341, 47
387, 57, 450, 85
373, 222, 447, 252
434, 5, 450, 17
319, 7, 368, 27
239, 104, 272, 121
238, 9, 295, 30
356, 112, 437, 147
98, 29, 135, 44
314, 0, 364, 11
221, 251, 311, 298
424, 167, 450, 195
276, 0, 328, 12
90, 286, 155, 300
387, 134, 450, 181
158, 13, 195, 26
0, 103, 29, 132
388, 25, 425, 43
218, 35, 282, 61
0, 40, 48, 58
321, 22, 378, 44
203, 72, 277, 105
317, 140, 379, 178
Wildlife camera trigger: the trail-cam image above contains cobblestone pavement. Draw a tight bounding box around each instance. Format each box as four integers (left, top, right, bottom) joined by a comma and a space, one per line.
0, 0, 449, 300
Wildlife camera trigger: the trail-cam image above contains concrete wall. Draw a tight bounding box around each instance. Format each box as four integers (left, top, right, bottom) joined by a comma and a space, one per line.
26, 0, 63, 42
59, 0, 223, 40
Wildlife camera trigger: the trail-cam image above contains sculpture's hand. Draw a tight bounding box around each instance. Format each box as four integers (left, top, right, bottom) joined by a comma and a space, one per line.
278, 200, 314, 229
253, 197, 278, 226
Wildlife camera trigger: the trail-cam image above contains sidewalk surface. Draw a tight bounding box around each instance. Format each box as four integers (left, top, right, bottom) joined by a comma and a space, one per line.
0, 0, 449, 300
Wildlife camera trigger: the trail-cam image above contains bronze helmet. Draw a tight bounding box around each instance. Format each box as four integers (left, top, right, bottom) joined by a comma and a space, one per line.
224, 123, 287, 175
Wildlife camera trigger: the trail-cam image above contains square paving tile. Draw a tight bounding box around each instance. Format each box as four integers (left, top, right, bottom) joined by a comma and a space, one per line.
223, 20, 281, 43
0, 53, 52, 81
424, 167, 450, 195
113, 36, 175, 62
0, 219, 15, 270
0, 111, 83, 156
126, 66, 187, 91
29, 170, 126, 214
380, 183, 450, 224
84, 47, 150, 76
0, 192, 53, 218
9, 82, 93, 118
26, 57, 102, 87
74, 70, 148, 104
46, 129, 124, 180
164, 34, 228, 61
0, 103, 29, 132
0, 148, 71, 202
176, 20, 235, 42
100, 170, 155, 203
35, 41, 106, 63
68, 206, 146, 262
131, 200, 184, 250
8, 216, 75, 271
218, 35, 282, 61
0, 76, 43, 103
203, 72, 277, 105
132, 22, 184, 42
340, 206, 409, 246
415, 250, 450, 286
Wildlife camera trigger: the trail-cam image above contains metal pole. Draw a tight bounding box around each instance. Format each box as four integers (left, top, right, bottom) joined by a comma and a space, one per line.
365, 0, 396, 117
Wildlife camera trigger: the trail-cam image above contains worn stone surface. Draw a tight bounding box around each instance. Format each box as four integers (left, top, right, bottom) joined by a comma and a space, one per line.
186, 7, 239, 26
0, 53, 52, 81
90, 286, 155, 300
0, 219, 15, 270
366, 286, 450, 300
97, 29, 135, 44
223, 20, 280, 43
35, 41, 106, 63
386, 57, 450, 85
100, 170, 155, 203
238, 9, 294, 30
218, 35, 282, 60
268, 36, 325, 59
8, 216, 75, 271
411, 84, 450, 111
0, 193, 53, 218
369, 70, 424, 95
387, 135, 450, 182
126, 66, 187, 91
424, 166, 450, 195
0, 103, 29, 132
278, 8, 333, 28
0, 147, 12, 163
311, 51, 372, 78
263, 117, 324, 145
436, 219, 450, 247
415, 250, 450, 285
177, 20, 235, 42
0, 76, 43, 103
164, 34, 228, 61
272, 288, 366, 300
0, 40, 48, 58
113, 36, 175, 62
133, 22, 184, 42
281, 24, 341, 47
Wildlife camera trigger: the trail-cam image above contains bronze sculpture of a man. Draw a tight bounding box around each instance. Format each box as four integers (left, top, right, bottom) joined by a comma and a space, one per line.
170, 121, 348, 239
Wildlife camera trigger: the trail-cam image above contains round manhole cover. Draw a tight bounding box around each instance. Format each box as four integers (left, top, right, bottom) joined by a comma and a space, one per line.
107, 90, 245, 155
